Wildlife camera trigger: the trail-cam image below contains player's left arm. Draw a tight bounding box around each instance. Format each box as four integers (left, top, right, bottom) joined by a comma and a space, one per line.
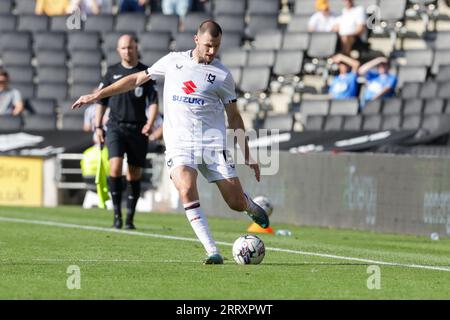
225, 102, 260, 182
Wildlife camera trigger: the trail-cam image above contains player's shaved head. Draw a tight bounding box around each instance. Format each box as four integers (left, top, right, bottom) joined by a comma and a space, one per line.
197, 20, 222, 38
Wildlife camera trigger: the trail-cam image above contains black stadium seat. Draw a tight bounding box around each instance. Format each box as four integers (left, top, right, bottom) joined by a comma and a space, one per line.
70, 84, 95, 99
23, 114, 57, 131
138, 31, 172, 51
115, 13, 147, 32
0, 115, 22, 131
0, 0, 12, 14
0, 15, 16, 32
423, 98, 445, 114
33, 32, 66, 51
15, 0, 37, 14
287, 15, 310, 33
402, 98, 423, 115
305, 115, 325, 131
183, 13, 212, 32
49, 15, 71, 32
28, 99, 56, 115
247, 0, 280, 15
220, 32, 243, 49
70, 51, 103, 67
84, 14, 115, 33
7, 66, 34, 83
71, 67, 102, 85
343, 115, 363, 131
282, 32, 310, 51
436, 65, 450, 82
35, 51, 67, 67
228, 67, 242, 88
262, 114, 294, 131
419, 81, 438, 99
37, 83, 68, 100
300, 99, 330, 116
294, 0, 316, 15
324, 115, 344, 131
329, 99, 359, 115
67, 32, 101, 51
307, 32, 338, 58
437, 82, 450, 99
401, 82, 420, 99
174, 32, 195, 51
0, 32, 32, 52
247, 50, 276, 67
362, 115, 382, 131
246, 14, 278, 39
220, 49, 248, 67
1, 50, 32, 66
397, 66, 427, 88
382, 98, 403, 115
402, 114, 422, 130
10, 82, 35, 99
215, 14, 246, 33
17, 15, 49, 32
141, 50, 169, 66
148, 14, 178, 36
362, 99, 382, 115
240, 67, 271, 95
214, 0, 246, 15
61, 114, 85, 131
273, 50, 304, 77
252, 30, 283, 50
382, 115, 401, 130
37, 66, 68, 83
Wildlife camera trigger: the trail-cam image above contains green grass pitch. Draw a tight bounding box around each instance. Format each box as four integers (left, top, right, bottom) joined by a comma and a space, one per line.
0, 206, 449, 299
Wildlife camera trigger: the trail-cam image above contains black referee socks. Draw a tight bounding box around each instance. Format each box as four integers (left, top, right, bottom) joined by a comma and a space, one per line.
109, 176, 123, 218
126, 180, 141, 223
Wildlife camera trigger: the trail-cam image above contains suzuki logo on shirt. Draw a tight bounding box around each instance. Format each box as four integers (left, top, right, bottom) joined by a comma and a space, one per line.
182, 81, 197, 94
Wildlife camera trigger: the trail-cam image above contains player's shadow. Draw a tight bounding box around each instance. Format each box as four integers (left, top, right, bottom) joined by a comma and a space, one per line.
262, 262, 373, 267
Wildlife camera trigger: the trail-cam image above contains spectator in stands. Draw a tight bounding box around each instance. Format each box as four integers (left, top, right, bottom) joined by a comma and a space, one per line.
335, 0, 366, 55
328, 54, 360, 99
0, 69, 24, 117
358, 56, 397, 107
118, 0, 148, 13
162, 0, 192, 31
69, 0, 113, 15
308, 0, 338, 32
35, 0, 72, 16
83, 101, 109, 145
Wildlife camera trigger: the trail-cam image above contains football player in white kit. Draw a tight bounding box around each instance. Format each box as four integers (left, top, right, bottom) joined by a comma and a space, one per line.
72, 20, 270, 264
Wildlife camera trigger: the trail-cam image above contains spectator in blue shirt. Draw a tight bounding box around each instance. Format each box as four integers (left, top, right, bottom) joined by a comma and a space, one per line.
329, 53, 360, 99
118, 0, 148, 13
358, 56, 397, 107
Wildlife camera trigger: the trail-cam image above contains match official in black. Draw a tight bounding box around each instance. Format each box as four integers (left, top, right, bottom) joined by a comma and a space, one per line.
95, 34, 159, 229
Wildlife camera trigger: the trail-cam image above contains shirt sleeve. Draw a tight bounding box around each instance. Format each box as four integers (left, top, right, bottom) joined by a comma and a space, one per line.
217, 72, 237, 106
366, 70, 378, 81
386, 75, 398, 90
99, 70, 111, 106
146, 53, 173, 78
12, 89, 22, 105
146, 81, 159, 105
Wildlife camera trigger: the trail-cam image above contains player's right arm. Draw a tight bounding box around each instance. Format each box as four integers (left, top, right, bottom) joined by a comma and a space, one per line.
71, 70, 150, 109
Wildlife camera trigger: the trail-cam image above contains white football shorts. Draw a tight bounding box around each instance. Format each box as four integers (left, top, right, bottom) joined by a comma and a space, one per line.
165, 148, 237, 183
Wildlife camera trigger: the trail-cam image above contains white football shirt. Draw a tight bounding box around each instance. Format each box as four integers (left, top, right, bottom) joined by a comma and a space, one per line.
146, 50, 236, 152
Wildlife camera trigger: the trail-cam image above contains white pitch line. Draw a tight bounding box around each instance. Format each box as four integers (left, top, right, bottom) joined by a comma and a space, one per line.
1, 216, 450, 273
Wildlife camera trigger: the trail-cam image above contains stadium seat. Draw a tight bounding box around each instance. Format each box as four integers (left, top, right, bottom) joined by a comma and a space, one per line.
281, 32, 310, 51
262, 114, 294, 131
215, 14, 246, 34
71, 67, 102, 85
214, 0, 246, 15
436, 65, 450, 82
23, 114, 57, 131
17, 15, 49, 32
0, 32, 32, 52
382, 98, 403, 115
141, 50, 169, 66
228, 67, 242, 88
0, 14, 16, 32
138, 31, 171, 51
382, 115, 402, 130
304, 115, 325, 130
7, 66, 34, 83
37, 83, 68, 100
423, 98, 445, 114
0, 115, 22, 131
15, 0, 37, 14
183, 13, 213, 32
273, 50, 304, 77
148, 14, 179, 36
84, 14, 115, 33
324, 115, 344, 131
379, 0, 407, 22
101, 32, 134, 55
67, 32, 101, 51
252, 30, 283, 50
174, 32, 196, 51
33, 32, 66, 51
115, 13, 148, 33
402, 98, 423, 115
1, 50, 32, 66
397, 66, 427, 88
421, 114, 445, 132
37, 66, 68, 83
418, 81, 438, 99
247, 50, 276, 67
105, 52, 121, 66
287, 15, 310, 33
10, 82, 35, 99
432, 31, 450, 50
401, 82, 420, 99
70, 51, 103, 67
329, 99, 359, 115
402, 114, 422, 130
61, 114, 85, 131
0, 0, 12, 14
437, 82, 450, 99
36, 51, 67, 67
247, 0, 280, 15
362, 115, 382, 131
431, 50, 450, 75
27, 99, 56, 115
362, 99, 382, 115
70, 84, 95, 99
49, 16, 71, 32
343, 115, 363, 131
246, 14, 278, 39
300, 99, 330, 116
220, 32, 244, 49
294, 0, 317, 15
307, 32, 338, 58
59, 100, 82, 115
240, 67, 271, 94
220, 49, 248, 67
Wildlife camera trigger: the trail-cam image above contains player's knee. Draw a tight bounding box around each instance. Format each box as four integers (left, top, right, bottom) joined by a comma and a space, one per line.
177, 186, 196, 202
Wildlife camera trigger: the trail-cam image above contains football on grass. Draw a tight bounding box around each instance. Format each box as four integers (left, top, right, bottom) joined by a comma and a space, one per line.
232, 234, 265, 265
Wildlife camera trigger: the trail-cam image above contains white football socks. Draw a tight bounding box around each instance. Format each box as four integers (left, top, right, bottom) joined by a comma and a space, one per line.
184, 200, 219, 256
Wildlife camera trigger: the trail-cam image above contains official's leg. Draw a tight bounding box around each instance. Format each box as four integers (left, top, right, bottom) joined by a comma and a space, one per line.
170, 165, 222, 264
109, 157, 124, 228
124, 165, 142, 229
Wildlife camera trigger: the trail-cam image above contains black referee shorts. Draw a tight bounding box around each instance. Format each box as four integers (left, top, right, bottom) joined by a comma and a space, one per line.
106, 122, 148, 168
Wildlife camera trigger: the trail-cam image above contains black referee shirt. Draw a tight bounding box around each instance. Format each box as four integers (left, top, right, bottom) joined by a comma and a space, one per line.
99, 62, 158, 124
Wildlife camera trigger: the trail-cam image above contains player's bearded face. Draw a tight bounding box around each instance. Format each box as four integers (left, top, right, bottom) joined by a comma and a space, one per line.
195, 33, 221, 64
